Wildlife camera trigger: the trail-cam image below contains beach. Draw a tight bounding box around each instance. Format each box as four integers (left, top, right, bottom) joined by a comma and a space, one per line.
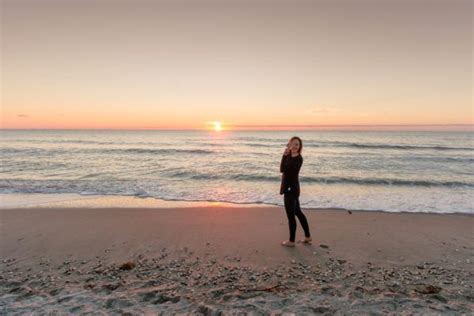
3, 0, 473, 313
1, 206, 473, 314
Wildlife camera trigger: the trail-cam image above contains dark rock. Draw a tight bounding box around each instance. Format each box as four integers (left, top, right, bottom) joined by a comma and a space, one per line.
57, 295, 74, 304
119, 261, 136, 270
320, 286, 335, 294
415, 284, 442, 294
320, 244, 329, 249
432, 294, 448, 303
9, 287, 24, 294
49, 288, 61, 296
311, 306, 332, 313
84, 283, 96, 289
103, 283, 121, 291
152, 294, 180, 304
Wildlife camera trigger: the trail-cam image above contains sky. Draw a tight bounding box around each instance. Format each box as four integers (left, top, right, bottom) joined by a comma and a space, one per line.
1, 0, 472, 131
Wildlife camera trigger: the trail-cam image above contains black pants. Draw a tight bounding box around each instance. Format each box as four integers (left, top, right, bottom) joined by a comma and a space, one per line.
284, 193, 311, 242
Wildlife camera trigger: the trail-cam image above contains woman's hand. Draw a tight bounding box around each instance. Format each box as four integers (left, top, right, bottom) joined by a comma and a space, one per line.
283, 147, 290, 156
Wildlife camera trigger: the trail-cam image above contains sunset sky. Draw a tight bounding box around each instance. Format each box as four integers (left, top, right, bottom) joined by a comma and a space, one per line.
1, 0, 472, 130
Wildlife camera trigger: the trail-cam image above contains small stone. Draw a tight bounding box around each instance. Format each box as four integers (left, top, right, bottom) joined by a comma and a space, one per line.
432, 294, 448, 303
119, 262, 136, 270
415, 284, 442, 294
320, 244, 329, 249
102, 283, 121, 291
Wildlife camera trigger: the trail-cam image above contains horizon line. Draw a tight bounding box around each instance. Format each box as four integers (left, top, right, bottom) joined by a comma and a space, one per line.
1, 124, 473, 132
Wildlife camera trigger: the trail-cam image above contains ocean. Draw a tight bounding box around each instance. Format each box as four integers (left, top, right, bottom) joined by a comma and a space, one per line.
1, 129, 473, 213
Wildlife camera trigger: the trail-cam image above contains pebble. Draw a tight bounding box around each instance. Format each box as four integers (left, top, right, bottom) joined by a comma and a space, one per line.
119, 262, 136, 270
3, 248, 472, 315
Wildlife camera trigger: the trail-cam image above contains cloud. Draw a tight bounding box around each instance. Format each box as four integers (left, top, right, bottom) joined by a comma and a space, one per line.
17, 114, 30, 118
306, 106, 341, 115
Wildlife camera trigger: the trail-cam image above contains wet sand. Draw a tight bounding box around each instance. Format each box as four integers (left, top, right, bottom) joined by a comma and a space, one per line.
1, 207, 473, 314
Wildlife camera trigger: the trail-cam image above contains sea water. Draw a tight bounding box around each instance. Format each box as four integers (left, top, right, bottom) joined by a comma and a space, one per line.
1, 130, 473, 213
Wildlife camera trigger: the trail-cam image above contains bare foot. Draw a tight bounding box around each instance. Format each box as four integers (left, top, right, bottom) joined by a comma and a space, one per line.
297, 237, 312, 244
281, 240, 295, 247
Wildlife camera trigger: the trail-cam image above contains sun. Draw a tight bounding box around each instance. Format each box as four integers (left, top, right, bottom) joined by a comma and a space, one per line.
213, 121, 222, 132
205, 120, 227, 132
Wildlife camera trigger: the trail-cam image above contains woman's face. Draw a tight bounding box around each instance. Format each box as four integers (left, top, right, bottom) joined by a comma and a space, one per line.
289, 138, 300, 153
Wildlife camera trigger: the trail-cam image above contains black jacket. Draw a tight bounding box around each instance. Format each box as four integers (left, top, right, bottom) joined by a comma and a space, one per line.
279, 154, 303, 197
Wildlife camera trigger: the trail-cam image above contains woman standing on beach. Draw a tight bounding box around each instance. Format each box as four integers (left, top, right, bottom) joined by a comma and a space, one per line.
280, 136, 312, 247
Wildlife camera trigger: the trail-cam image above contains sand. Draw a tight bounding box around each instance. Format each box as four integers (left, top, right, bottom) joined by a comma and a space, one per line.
1, 206, 473, 314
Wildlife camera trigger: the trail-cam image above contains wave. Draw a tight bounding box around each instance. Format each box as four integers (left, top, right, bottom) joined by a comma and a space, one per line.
3, 137, 473, 153
303, 141, 474, 151
2, 139, 120, 145
105, 148, 213, 155
0, 179, 472, 214
346, 143, 473, 151
4, 172, 468, 189
163, 172, 474, 188
1, 139, 178, 146
300, 176, 474, 188
242, 143, 275, 148
0, 148, 48, 154
0, 147, 214, 155
412, 156, 474, 163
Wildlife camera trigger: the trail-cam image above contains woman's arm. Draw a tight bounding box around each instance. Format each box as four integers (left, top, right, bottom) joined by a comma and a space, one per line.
280, 146, 290, 173
280, 155, 288, 173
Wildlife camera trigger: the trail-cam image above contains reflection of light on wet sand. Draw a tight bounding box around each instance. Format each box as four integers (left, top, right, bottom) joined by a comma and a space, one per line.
0, 193, 274, 209
209, 201, 223, 207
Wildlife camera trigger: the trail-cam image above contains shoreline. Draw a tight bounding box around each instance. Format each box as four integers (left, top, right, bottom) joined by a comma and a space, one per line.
1, 206, 473, 313
2, 207, 474, 220
0, 193, 275, 210
1, 193, 473, 216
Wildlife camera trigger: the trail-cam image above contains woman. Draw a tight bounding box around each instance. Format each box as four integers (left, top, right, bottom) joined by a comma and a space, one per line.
280, 136, 312, 247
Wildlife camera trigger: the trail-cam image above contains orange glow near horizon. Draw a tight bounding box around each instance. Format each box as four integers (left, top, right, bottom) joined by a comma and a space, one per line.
0, 110, 473, 132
